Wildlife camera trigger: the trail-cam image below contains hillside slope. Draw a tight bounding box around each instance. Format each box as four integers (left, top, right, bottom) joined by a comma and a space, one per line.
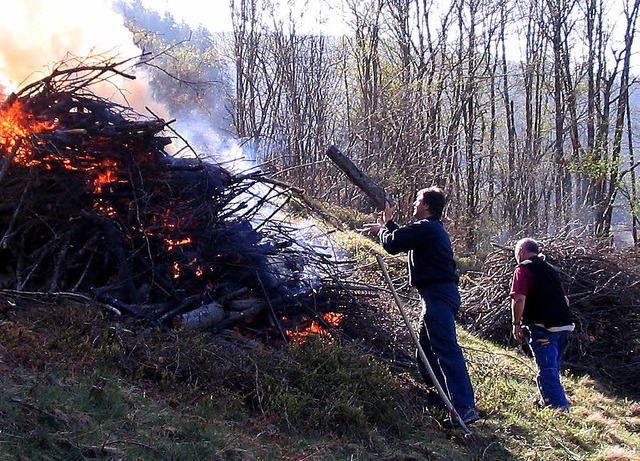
1, 295, 638, 461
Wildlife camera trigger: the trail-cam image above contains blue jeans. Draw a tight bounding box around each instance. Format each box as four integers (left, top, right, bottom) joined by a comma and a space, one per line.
527, 325, 570, 409
416, 283, 476, 412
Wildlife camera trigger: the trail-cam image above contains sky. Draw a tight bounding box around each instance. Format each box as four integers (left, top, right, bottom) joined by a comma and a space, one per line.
139, 0, 234, 32
0, 0, 348, 92
141, 0, 632, 72
0, 0, 635, 101
137, 0, 349, 35
0, 0, 260, 109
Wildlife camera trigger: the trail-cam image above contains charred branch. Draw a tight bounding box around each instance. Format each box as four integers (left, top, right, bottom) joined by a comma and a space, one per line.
326, 145, 394, 210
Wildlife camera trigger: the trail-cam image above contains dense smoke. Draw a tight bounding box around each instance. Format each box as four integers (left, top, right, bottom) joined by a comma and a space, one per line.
0, 0, 165, 117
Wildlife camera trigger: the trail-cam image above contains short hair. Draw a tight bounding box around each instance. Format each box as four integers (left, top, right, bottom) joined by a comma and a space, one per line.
419, 186, 446, 219
516, 238, 539, 254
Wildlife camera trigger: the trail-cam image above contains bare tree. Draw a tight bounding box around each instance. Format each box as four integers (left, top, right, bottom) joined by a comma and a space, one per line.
595, 0, 640, 236
218, 0, 640, 250
231, 0, 263, 142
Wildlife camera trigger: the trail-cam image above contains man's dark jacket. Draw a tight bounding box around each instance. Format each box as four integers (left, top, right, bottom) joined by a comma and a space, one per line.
377, 218, 458, 288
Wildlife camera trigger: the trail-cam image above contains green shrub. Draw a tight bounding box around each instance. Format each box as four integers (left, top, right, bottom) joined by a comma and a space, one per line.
250, 337, 410, 437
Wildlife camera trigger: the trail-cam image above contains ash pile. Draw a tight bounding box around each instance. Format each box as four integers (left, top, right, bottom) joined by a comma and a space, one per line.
460, 236, 640, 397
0, 57, 357, 342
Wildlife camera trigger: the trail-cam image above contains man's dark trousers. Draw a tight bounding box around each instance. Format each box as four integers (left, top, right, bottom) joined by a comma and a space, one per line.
416, 282, 475, 412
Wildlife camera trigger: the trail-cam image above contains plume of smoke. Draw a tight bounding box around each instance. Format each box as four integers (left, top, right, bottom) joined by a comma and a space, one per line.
0, 0, 167, 119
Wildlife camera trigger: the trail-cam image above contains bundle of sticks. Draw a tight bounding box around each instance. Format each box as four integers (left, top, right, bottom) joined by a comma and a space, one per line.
0, 56, 358, 338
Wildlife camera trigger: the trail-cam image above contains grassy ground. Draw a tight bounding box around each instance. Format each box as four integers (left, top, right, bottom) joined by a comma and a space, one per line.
1, 295, 639, 461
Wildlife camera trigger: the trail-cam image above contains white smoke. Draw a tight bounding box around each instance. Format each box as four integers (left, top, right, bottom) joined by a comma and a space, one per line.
0, 0, 166, 118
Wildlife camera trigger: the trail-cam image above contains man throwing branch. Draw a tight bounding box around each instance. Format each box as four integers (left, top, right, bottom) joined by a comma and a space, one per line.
362, 186, 479, 427
509, 238, 574, 411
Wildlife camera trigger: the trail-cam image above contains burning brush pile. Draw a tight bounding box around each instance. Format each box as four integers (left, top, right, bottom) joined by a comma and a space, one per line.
460, 237, 640, 397
0, 57, 354, 343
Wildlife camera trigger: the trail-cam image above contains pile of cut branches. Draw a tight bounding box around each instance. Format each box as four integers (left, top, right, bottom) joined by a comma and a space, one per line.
460, 236, 640, 397
0, 56, 364, 340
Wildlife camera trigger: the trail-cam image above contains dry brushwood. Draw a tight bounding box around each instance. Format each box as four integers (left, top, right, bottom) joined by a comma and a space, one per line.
460, 236, 640, 397
0, 55, 369, 340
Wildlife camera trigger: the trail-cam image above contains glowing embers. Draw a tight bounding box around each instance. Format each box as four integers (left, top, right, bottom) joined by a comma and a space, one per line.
170, 257, 204, 280
165, 237, 193, 252
172, 261, 181, 279
164, 235, 203, 280
283, 312, 345, 343
91, 158, 119, 193
89, 158, 125, 217
0, 97, 125, 218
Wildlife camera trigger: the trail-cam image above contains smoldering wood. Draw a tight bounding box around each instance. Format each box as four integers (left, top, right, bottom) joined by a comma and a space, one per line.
0, 138, 22, 184
326, 145, 394, 210
227, 297, 264, 311
153, 294, 199, 321
212, 302, 269, 331
90, 289, 169, 332
0, 56, 373, 346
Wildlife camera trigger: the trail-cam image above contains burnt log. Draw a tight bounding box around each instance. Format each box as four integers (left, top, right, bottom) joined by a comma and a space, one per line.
326, 145, 394, 210
227, 297, 264, 311
172, 302, 225, 330
90, 289, 168, 331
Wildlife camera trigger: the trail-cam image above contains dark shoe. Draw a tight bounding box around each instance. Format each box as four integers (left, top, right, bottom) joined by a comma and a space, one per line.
442, 407, 480, 428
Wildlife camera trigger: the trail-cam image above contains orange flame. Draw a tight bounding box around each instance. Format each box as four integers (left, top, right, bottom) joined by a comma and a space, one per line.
186, 258, 204, 277
95, 204, 117, 217
170, 257, 204, 279
321, 312, 344, 326
92, 159, 119, 193
1, 97, 205, 285
165, 237, 193, 251
172, 261, 180, 279
284, 312, 344, 343
1, 99, 57, 164
1, 98, 128, 219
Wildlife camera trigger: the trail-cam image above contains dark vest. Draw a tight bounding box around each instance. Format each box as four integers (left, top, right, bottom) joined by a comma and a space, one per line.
519, 256, 573, 328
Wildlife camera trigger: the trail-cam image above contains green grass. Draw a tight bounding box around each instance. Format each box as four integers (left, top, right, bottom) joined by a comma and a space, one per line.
1, 301, 639, 461
461, 329, 640, 461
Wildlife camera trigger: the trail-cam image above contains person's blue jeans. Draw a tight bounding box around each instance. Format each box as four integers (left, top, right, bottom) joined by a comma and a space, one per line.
416, 283, 476, 412
527, 325, 571, 409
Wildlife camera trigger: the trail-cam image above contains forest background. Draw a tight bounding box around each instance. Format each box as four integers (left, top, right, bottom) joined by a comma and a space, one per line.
107, 0, 640, 258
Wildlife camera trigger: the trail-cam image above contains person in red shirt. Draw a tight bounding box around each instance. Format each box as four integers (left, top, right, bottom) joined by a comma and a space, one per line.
509, 238, 574, 410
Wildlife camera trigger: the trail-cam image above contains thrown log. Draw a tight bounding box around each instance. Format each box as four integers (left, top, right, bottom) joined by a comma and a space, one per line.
326, 145, 394, 210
